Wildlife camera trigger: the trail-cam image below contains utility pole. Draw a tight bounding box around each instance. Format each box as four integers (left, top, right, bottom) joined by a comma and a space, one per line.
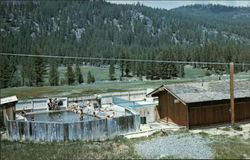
230, 62, 235, 126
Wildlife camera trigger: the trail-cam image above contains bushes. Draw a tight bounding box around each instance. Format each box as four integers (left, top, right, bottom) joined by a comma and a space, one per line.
232, 124, 242, 131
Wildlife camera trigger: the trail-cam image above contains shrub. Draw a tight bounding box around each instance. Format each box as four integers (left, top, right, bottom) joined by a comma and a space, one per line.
221, 127, 231, 131
232, 124, 242, 131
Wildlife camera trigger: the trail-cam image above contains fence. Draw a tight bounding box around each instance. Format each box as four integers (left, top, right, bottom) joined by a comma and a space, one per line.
68, 90, 147, 104
112, 96, 154, 108
16, 90, 147, 111
6, 109, 140, 141
16, 97, 68, 111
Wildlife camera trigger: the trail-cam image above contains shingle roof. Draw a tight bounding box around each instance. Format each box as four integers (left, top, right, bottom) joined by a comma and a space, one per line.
0, 96, 18, 106
149, 79, 250, 104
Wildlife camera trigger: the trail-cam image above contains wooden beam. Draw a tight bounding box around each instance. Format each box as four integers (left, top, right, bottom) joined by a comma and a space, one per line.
230, 62, 235, 125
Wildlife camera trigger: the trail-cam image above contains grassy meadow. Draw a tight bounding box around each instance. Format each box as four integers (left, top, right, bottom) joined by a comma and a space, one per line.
1, 129, 250, 159
1, 65, 249, 99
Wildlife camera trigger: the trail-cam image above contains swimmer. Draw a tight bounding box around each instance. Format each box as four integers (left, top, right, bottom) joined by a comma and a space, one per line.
107, 112, 115, 118
93, 111, 96, 117
80, 116, 83, 121
79, 109, 84, 115
21, 109, 27, 117
73, 109, 78, 113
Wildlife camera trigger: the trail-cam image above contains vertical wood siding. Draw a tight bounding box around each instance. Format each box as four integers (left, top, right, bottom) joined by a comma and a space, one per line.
189, 102, 250, 127
6, 114, 140, 142
158, 92, 187, 126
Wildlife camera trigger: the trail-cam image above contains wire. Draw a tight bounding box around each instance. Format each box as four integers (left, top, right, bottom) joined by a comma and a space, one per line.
1, 52, 250, 66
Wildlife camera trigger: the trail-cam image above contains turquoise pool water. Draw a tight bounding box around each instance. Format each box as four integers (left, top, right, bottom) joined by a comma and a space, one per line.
26, 110, 97, 122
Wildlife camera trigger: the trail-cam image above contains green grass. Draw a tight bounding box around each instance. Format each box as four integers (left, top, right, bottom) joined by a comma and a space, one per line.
2, 130, 250, 159
57, 65, 121, 82
221, 127, 231, 131
1, 65, 249, 99
210, 135, 250, 159
184, 65, 208, 78
0, 79, 198, 99
42, 65, 121, 85
1, 136, 141, 160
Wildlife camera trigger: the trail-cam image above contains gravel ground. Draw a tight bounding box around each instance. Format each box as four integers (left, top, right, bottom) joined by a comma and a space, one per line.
135, 134, 213, 159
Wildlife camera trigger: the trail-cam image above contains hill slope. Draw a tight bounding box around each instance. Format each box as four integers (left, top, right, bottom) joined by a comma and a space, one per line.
0, 1, 250, 88
1, 1, 250, 57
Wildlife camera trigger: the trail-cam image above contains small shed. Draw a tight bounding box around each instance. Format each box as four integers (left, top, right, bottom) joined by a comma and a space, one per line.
147, 80, 250, 128
0, 96, 18, 127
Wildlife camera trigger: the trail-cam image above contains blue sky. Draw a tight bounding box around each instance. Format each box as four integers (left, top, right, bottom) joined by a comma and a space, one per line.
107, 1, 250, 10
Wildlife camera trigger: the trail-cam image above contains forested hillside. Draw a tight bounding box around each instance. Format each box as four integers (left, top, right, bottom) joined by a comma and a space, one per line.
0, 1, 250, 88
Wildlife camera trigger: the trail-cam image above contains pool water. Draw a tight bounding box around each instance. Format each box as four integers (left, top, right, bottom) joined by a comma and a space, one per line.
26, 111, 98, 122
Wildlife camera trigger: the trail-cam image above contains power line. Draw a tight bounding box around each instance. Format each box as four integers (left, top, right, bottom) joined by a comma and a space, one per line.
1, 52, 250, 66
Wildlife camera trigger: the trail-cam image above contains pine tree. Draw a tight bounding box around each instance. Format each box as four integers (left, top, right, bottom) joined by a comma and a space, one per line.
109, 62, 115, 80
75, 65, 84, 84
0, 56, 17, 88
20, 57, 34, 86
120, 52, 130, 77
33, 57, 47, 86
91, 74, 95, 83
178, 64, 185, 78
49, 64, 59, 86
120, 53, 125, 77
87, 71, 95, 84
65, 65, 75, 85
87, 71, 92, 84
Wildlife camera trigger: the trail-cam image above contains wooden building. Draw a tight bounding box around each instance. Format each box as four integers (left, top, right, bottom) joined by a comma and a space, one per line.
0, 96, 18, 128
148, 80, 250, 128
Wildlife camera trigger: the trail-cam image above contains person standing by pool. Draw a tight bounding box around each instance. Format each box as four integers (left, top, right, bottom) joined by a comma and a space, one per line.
79, 109, 84, 121
96, 95, 102, 111
21, 108, 27, 117
47, 98, 53, 110
53, 98, 59, 110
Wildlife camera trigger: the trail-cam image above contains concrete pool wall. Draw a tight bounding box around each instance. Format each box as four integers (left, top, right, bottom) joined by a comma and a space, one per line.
16, 90, 151, 111
6, 109, 140, 142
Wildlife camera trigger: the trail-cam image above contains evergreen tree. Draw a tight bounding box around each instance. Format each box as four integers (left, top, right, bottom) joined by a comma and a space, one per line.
33, 57, 47, 86
91, 74, 95, 83
87, 71, 92, 84
0, 56, 17, 88
20, 57, 34, 86
75, 65, 84, 84
120, 52, 130, 77
178, 64, 185, 78
120, 53, 125, 77
65, 65, 75, 85
109, 62, 115, 80
49, 64, 59, 86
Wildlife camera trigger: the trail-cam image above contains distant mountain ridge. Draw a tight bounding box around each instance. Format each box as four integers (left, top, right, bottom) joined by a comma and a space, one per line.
1, 1, 250, 89
0, 1, 250, 59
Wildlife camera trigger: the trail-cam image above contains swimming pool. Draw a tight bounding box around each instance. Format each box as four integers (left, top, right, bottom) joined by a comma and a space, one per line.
26, 110, 98, 122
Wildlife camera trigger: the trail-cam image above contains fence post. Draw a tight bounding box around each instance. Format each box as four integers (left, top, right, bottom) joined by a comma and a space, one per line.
230, 62, 235, 126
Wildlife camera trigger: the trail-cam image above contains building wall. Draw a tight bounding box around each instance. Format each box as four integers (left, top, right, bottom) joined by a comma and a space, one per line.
158, 92, 188, 126
2, 104, 16, 127
235, 101, 250, 121
189, 104, 230, 127
132, 105, 160, 123
189, 101, 250, 127
157, 91, 250, 128
5, 106, 16, 120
